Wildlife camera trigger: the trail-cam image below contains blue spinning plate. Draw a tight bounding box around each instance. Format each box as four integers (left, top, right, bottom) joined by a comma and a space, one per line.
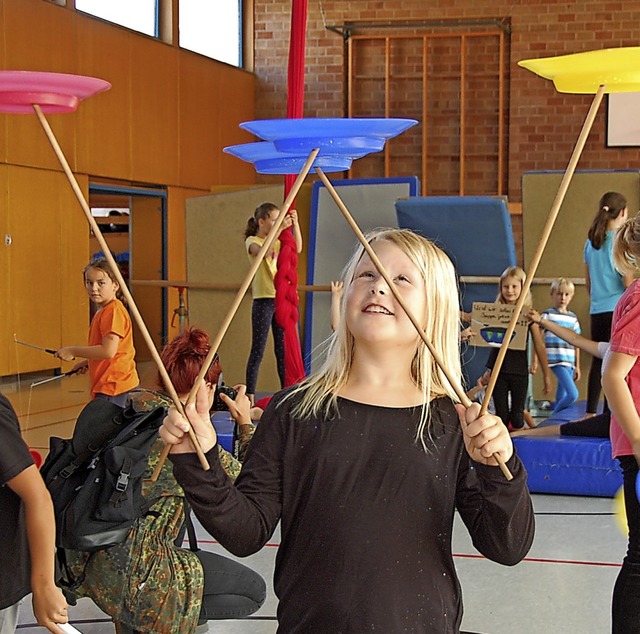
239, 118, 418, 154
224, 142, 353, 174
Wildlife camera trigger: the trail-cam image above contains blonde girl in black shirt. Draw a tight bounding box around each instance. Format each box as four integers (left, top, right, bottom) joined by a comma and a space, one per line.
161, 228, 535, 633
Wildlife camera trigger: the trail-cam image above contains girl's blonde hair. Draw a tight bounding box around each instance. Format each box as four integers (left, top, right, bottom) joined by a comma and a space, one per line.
288, 228, 462, 449
550, 277, 575, 294
613, 211, 640, 275
496, 266, 532, 306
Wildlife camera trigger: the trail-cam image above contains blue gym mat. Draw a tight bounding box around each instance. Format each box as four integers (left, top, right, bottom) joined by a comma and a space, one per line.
512, 401, 622, 497
395, 196, 517, 386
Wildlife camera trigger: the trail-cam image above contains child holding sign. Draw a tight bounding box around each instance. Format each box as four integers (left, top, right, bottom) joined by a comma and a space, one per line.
484, 266, 551, 429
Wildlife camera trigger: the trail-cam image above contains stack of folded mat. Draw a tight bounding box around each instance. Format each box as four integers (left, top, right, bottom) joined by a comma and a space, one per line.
512, 401, 622, 497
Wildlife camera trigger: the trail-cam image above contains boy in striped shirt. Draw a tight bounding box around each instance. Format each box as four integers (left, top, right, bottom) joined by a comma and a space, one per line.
540, 278, 582, 413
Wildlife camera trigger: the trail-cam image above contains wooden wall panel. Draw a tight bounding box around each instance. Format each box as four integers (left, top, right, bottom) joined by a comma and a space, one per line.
129, 39, 180, 184
215, 66, 258, 185
178, 53, 222, 187
74, 16, 133, 180
3, 1, 75, 71
0, 166, 8, 375
59, 173, 91, 368
4, 166, 88, 376
7, 166, 61, 375
130, 196, 164, 360
3, 1, 77, 173
177, 57, 257, 186
0, 0, 256, 191
522, 171, 640, 279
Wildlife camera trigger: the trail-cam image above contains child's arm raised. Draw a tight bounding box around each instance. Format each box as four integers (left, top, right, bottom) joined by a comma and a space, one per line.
528, 309, 603, 359
330, 280, 344, 332
289, 209, 303, 254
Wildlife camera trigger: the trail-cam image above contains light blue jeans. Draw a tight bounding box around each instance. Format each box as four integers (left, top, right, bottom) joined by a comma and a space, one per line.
551, 364, 579, 413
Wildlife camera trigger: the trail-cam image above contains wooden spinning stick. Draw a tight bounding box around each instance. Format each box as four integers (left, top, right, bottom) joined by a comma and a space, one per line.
479, 85, 606, 416
315, 168, 513, 481
32, 103, 211, 470
151, 148, 320, 480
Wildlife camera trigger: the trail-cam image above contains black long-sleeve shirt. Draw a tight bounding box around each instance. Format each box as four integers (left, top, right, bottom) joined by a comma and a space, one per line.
171, 391, 534, 633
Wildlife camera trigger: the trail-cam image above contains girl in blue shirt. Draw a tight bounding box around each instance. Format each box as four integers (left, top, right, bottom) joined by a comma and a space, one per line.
583, 191, 633, 415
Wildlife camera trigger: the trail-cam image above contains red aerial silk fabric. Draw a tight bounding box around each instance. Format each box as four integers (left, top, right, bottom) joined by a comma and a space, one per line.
275, 0, 308, 386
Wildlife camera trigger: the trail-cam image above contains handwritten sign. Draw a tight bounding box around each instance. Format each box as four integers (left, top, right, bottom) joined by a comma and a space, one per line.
470, 302, 528, 350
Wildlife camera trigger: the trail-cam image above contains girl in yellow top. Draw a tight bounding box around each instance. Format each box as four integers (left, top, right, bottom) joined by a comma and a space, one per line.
56, 258, 139, 407
244, 202, 302, 404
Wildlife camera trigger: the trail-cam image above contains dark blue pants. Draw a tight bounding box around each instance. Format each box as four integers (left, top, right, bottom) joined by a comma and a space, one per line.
245, 298, 285, 394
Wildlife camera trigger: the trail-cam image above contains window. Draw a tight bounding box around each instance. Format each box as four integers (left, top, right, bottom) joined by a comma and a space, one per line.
75, 0, 158, 37
179, 0, 242, 67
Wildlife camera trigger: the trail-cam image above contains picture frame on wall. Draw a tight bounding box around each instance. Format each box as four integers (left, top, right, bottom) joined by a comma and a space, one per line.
607, 92, 640, 147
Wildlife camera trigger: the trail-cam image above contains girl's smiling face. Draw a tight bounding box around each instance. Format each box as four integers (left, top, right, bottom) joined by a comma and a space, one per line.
345, 240, 427, 348
500, 275, 522, 305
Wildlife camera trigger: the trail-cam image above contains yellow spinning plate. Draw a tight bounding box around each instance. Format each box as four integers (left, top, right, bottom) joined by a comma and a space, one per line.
518, 46, 640, 93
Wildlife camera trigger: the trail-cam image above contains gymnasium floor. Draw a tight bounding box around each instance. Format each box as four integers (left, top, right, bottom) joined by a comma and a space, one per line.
9, 366, 627, 634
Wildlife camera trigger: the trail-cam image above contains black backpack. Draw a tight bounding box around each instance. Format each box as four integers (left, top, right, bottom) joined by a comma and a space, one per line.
41, 398, 165, 551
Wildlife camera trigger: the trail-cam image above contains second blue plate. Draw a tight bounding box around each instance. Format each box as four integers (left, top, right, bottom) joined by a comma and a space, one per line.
224, 142, 353, 174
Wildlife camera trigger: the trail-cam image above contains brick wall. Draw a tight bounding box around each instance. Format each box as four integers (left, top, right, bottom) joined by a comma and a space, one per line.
253, 0, 640, 208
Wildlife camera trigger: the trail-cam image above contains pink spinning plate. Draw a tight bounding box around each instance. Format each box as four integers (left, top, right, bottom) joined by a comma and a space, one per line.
0, 70, 111, 114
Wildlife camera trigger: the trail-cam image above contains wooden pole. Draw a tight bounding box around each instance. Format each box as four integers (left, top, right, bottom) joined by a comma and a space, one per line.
315, 167, 512, 480
32, 104, 210, 470
480, 85, 606, 416
129, 276, 587, 291
152, 148, 320, 479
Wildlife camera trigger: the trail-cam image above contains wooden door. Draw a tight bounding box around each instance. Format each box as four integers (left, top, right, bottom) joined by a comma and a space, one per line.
129, 196, 164, 362
3, 166, 88, 377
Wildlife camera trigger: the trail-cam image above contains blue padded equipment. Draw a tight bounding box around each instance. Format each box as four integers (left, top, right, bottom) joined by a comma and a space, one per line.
211, 412, 235, 453
395, 196, 517, 386
513, 436, 622, 497
512, 401, 622, 497
304, 177, 419, 374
